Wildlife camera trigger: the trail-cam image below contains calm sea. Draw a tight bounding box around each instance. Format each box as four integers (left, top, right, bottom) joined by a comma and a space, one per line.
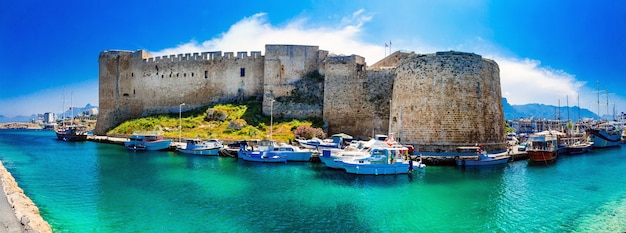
0, 129, 625, 232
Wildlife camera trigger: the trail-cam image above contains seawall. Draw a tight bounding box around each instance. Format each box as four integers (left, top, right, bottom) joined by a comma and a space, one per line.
0, 161, 52, 233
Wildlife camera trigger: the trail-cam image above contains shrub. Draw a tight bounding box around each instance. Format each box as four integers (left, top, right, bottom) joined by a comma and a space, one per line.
294, 125, 325, 139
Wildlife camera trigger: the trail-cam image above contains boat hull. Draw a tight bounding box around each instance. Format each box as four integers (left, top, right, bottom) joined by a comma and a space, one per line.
178, 148, 220, 156
588, 129, 623, 148
527, 151, 558, 162
343, 162, 411, 175
56, 133, 88, 142
124, 140, 172, 151
238, 151, 287, 163
455, 156, 509, 166
282, 152, 313, 162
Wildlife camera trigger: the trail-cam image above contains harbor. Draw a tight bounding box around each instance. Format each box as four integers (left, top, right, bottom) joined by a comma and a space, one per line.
1, 129, 625, 232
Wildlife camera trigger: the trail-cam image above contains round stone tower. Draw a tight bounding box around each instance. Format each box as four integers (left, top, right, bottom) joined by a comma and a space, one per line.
389, 51, 505, 152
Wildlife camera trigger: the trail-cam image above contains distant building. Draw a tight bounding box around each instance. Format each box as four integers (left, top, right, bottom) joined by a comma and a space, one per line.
43, 112, 56, 124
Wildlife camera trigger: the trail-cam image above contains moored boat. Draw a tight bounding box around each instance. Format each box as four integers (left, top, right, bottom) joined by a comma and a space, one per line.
237, 149, 287, 163
454, 145, 510, 166
177, 138, 223, 155
341, 147, 424, 175
124, 131, 172, 151
527, 131, 559, 163
586, 123, 623, 148
238, 139, 313, 162
55, 125, 88, 142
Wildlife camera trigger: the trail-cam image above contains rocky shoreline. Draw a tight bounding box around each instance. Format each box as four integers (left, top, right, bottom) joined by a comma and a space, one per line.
0, 161, 51, 233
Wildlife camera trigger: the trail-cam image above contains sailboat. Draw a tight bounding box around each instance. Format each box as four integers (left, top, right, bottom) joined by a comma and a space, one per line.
585, 86, 623, 148
55, 90, 88, 141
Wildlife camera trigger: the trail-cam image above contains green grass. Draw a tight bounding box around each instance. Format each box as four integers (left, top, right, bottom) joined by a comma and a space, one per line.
107, 100, 323, 142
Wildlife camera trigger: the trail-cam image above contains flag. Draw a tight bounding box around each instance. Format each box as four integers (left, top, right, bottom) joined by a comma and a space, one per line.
389, 40, 392, 46
385, 43, 388, 47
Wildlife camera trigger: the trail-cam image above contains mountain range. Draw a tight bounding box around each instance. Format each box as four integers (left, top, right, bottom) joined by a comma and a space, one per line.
0, 104, 98, 123
502, 98, 600, 121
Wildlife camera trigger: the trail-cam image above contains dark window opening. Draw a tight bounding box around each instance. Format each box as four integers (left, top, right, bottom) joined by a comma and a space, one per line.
184, 73, 186, 77
123, 93, 129, 97
131, 73, 134, 77
205, 71, 208, 79
191, 72, 194, 77
240, 68, 245, 77
133, 89, 135, 95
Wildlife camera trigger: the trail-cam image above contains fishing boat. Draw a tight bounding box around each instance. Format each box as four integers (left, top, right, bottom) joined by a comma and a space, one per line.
526, 131, 559, 163
296, 137, 340, 150
341, 147, 424, 175
177, 138, 223, 155
559, 136, 593, 154
454, 145, 510, 166
296, 133, 353, 150
238, 139, 313, 162
319, 137, 387, 169
124, 131, 172, 151
586, 122, 623, 148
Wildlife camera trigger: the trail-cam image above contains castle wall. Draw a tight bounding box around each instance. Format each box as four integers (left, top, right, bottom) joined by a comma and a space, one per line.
95, 45, 505, 153
323, 55, 393, 138
262, 45, 327, 118
94, 50, 264, 135
389, 52, 506, 152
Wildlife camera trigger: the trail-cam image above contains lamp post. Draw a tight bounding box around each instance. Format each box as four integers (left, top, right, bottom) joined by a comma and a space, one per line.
270, 99, 274, 140
179, 103, 185, 143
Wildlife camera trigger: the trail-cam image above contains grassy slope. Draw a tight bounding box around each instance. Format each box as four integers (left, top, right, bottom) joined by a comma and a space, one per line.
107, 100, 322, 143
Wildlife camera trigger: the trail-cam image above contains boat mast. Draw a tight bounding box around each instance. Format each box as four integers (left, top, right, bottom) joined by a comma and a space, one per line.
62, 88, 66, 128
70, 91, 74, 127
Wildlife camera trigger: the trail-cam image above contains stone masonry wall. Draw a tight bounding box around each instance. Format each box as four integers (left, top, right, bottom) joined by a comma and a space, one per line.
390, 52, 505, 152
95, 50, 264, 135
323, 55, 394, 138
263, 45, 326, 118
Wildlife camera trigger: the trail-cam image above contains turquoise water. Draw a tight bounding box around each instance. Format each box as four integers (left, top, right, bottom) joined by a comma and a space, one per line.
1, 129, 625, 232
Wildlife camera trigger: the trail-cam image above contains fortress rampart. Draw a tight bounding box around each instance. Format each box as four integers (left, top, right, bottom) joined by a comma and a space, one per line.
96, 44, 506, 152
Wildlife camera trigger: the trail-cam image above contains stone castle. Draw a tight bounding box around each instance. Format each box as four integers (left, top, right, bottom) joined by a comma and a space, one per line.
95, 44, 505, 152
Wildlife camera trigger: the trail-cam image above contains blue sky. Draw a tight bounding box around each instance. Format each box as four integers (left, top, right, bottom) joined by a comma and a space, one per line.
1, 0, 625, 118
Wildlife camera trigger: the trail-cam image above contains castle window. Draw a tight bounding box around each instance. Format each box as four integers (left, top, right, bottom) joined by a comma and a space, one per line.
184, 73, 186, 77
177, 73, 179, 77
162, 75, 164, 78
280, 65, 285, 75
240, 68, 245, 77
191, 72, 194, 77
131, 73, 134, 77
205, 71, 208, 79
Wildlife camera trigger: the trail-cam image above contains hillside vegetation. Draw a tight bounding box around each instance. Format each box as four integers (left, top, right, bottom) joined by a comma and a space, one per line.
107, 100, 324, 142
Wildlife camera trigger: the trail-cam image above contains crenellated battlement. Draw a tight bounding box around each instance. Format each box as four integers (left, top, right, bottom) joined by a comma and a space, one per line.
142, 50, 263, 63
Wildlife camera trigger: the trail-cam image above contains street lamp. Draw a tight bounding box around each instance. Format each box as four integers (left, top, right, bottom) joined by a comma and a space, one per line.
179, 103, 185, 143
270, 99, 274, 140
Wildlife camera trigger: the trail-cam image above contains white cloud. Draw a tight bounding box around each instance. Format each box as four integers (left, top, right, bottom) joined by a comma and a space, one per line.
151, 11, 387, 64
152, 11, 626, 116
495, 57, 584, 105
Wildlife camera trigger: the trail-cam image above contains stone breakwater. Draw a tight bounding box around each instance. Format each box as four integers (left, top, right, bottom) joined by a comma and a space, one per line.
0, 161, 51, 233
